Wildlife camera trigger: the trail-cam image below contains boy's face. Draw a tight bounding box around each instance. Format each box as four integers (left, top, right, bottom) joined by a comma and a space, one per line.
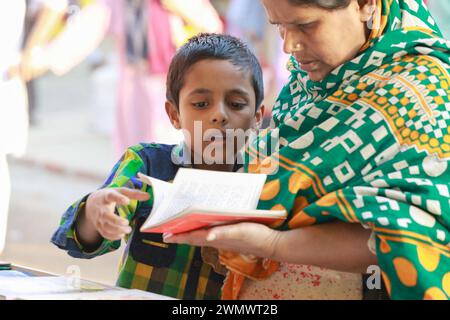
166, 59, 263, 166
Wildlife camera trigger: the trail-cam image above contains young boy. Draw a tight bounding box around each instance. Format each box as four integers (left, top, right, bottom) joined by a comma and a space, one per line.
51, 33, 265, 300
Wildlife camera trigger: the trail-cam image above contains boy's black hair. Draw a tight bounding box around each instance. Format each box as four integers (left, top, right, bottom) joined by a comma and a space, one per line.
166, 33, 264, 110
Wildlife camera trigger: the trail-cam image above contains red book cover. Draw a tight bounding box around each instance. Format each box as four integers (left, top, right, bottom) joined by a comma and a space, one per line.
141, 210, 286, 235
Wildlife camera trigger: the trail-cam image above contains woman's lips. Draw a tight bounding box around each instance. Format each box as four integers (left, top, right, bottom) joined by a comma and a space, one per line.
299, 60, 319, 72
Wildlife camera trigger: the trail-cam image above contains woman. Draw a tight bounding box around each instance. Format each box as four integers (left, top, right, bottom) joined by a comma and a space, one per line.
165, 0, 450, 300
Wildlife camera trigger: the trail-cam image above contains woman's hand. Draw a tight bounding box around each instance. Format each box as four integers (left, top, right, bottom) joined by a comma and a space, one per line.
164, 221, 377, 273
163, 222, 282, 258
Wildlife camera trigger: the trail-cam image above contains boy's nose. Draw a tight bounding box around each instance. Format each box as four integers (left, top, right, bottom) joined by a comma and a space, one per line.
210, 104, 228, 125
211, 116, 227, 125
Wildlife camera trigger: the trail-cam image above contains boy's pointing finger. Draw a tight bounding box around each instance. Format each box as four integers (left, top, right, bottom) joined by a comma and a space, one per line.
116, 187, 150, 201
104, 190, 130, 206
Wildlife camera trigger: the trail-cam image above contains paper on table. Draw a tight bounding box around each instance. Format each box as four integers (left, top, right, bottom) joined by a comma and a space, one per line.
0, 276, 109, 298
12, 289, 176, 300
0, 274, 175, 300
0, 270, 29, 278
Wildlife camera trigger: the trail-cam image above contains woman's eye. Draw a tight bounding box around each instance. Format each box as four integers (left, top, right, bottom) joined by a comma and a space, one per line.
192, 102, 209, 109
297, 22, 315, 30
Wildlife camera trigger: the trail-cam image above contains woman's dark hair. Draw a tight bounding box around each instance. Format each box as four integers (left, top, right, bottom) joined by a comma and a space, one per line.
166, 33, 264, 110
288, 0, 351, 9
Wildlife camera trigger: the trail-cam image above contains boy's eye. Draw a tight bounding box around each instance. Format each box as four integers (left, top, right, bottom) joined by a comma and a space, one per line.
192, 102, 209, 109
229, 101, 247, 110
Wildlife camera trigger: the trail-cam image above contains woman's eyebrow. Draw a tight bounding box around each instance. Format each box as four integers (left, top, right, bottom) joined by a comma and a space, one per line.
269, 19, 313, 25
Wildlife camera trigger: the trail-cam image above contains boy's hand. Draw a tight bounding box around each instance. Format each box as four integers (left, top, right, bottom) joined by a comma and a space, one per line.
85, 188, 150, 241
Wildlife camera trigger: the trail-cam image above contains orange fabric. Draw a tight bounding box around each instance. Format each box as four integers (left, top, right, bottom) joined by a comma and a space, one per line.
221, 272, 245, 300
219, 250, 279, 300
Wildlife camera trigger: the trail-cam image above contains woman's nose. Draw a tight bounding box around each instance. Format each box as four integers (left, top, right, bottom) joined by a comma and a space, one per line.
281, 28, 301, 55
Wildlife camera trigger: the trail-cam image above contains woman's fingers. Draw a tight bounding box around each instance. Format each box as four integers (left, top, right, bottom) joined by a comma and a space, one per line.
164, 223, 278, 257
164, 229, 210, 246
207, 223, 249, 241
163, 224, 244, 247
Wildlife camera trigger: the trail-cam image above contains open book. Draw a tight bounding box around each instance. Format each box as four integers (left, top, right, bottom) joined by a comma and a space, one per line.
138, 168, 287, 234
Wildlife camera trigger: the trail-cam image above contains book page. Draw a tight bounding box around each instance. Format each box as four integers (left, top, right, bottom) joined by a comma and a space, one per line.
137, 173, 173, 214
143, 168, 267, 228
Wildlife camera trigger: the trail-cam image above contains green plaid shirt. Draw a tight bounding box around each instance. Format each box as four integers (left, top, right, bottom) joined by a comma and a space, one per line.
51, 143, 225, 299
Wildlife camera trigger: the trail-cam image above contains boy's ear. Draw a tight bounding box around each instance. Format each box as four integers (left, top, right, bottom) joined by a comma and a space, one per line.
254, 105, 265, 128
165, 101, 181, 130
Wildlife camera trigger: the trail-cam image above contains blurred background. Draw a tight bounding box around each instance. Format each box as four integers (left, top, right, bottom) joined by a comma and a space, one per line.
0, 0, 449, 285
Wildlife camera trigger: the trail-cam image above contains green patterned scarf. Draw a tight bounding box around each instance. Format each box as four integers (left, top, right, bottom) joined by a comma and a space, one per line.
223, 0, 450, 300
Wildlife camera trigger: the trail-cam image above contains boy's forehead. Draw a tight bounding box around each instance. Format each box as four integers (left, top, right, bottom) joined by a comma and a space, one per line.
183, 59, 254, 93
187, 87, 251, 98
187, 59, 250, 76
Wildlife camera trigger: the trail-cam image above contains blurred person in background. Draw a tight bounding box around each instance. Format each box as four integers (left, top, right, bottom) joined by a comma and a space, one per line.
19, 0, 103, 124
103, 0, 223, 157
226, 0, 267, 54
225, 0, 271, 127
225, 0, 291, 127
18, 0, 77, 125
22, 1, 41, 126
12, 0, 223, 157
0, 0, 28, 255
2, 0, 107, 254
1, 0, 79, 255
17, 0, 109, 81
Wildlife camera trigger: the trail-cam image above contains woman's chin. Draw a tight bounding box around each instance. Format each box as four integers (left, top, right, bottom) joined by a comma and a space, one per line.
305, 64, 334, 82
307, 70, 327, 82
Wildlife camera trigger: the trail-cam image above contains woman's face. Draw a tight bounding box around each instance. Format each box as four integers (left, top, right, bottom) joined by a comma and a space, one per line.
261, 0, 372, 81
